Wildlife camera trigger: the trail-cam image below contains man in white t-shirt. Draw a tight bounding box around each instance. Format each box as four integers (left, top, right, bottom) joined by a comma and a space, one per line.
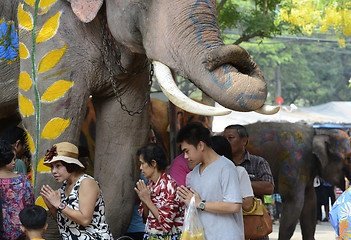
177, 122, 244, 240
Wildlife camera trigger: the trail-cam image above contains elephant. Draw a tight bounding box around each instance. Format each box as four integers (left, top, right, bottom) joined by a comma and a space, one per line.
0, 0, 279, 238
244, 122, 351, 240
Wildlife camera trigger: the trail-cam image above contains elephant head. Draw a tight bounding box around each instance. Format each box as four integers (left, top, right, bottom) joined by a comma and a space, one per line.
313, 129, 351, 190
69, 0, 276, 114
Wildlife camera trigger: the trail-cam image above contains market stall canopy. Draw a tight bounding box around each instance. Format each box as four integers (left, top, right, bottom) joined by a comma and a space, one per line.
213, 101, 351, 132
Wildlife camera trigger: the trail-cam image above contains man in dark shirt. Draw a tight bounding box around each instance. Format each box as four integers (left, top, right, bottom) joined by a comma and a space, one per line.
224, 124, 274, 240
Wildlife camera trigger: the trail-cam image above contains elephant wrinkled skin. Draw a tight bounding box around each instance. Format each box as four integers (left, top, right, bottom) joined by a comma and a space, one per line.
245, 122, 351, 240
1, 0, 271, 238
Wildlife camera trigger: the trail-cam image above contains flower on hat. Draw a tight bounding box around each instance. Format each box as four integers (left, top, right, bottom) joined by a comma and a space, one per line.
44, 145, 57, 163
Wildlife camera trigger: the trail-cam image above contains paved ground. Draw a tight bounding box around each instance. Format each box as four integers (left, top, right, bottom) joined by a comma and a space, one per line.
269, 221, 336, 240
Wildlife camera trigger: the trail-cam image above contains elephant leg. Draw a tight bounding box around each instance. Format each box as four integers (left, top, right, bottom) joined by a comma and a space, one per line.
93, 71, 150, 237
278, 184, 306, 240
278, 200, 302, 240
299, 183, 316, 240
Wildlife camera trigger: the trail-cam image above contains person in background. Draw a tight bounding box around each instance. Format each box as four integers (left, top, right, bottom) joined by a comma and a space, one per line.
223, 124, 274, 240
316, 177, 336, 222
40, 142, 113, 240
335, 187, 343, 200
263, 195, 274, 221
135, 143, 183, 240
271, 193, 282, 222
1, 126, 28, 174
19, 205, 48, 240
0, 140, 34, 239
211, 135, 254, 212
21, 151, 32, 179
169, 153, 191, 187
125, 173, 149, 240
177, 122, 244, 240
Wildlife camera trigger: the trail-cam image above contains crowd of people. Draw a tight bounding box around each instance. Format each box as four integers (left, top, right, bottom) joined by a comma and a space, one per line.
0, 122, 275, 240
1, 121, 346, 240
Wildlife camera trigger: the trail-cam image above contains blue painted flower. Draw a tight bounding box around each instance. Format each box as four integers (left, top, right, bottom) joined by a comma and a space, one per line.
0, 19, 19, 64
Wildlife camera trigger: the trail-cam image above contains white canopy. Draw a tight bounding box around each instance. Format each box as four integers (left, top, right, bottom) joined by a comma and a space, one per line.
213, 101, 351, 132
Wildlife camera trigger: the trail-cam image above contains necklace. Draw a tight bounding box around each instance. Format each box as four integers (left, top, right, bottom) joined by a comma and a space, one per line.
0, 170, 12, 174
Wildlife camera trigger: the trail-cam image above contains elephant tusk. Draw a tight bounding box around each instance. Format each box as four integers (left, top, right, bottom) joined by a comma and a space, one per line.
254, 104, 280, 115
153, 61, 231, 116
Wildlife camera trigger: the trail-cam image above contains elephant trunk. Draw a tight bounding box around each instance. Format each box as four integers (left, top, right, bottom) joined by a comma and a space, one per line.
203, 45, 264, 79
141, 0, 274, 113
200, 44, 267, 111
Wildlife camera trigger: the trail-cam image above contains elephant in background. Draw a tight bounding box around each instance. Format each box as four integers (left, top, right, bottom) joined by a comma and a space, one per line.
245, 122, 351, 240
0, 0, 278, 238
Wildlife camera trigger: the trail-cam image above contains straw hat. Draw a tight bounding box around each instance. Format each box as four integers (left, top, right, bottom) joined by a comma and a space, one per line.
43, 142, 84, 168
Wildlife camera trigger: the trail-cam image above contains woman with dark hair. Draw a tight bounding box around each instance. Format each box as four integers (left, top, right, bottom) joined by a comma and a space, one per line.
0, 140, 34, 239
134, 143, 183, 240
211, 135, 233, 160
1, 126, 28, 174
40, 142, 113, 240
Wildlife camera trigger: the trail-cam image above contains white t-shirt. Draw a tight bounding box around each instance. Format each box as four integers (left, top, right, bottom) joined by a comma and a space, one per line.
189, 156, 244, 240
236, 166, 254, 198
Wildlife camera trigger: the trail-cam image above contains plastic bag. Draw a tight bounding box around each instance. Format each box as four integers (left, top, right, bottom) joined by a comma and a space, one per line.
181, 194, 205, 240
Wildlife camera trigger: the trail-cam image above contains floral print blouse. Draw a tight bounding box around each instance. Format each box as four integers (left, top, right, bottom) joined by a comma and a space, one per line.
330, 187, 351, 239
138, 172, 183, 235
0, 174, 34, 239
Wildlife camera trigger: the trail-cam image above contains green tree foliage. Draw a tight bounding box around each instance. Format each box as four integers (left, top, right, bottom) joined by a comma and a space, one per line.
239, 39, 351, 106
217, 0, 296, 44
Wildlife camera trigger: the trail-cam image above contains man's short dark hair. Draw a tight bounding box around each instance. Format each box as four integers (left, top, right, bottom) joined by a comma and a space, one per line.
224, 125, 249, 138
176, 122, 212, 147
19, 205, 47, 230
0, 140, 15, 167
137, 143, 168, 171
211, 136, 233, 160
1, 126, 26, 145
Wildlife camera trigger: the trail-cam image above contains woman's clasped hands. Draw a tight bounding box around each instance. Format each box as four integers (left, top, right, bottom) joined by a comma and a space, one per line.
40, 184, 61, 209
134, 179, 151, 203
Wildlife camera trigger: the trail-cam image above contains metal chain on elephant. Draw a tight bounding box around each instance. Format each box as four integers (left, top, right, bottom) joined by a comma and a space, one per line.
101, 12, 153, 116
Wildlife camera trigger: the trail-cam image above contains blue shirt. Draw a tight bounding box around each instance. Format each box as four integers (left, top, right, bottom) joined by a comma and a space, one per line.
330, 187, 351, 239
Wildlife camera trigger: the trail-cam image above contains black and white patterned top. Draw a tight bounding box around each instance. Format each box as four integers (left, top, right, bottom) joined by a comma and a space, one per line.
57, 174, 113, 240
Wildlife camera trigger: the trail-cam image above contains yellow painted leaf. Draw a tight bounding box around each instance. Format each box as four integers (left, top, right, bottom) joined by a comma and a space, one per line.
18, 4, 33, 30
19, 93, 35, 117
39, 0, 57, 9
37, 156, 51, 173
19, 43, 29, 59
38, 45, 67, 73
25, 130, 35, 153
36, 11, 61, 44
41, 118, 70, 139
41, 80, 74, 102
35, 196, 48, 210
23, 0, 35, 6
19, 72, 32, 91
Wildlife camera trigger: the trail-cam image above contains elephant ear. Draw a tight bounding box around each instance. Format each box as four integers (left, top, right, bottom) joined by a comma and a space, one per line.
312, 135, 330, 169
68, 0, 103, 23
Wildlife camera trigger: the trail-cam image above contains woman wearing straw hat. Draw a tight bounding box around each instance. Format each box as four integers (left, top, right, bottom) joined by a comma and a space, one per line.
40, 142, 113, 240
